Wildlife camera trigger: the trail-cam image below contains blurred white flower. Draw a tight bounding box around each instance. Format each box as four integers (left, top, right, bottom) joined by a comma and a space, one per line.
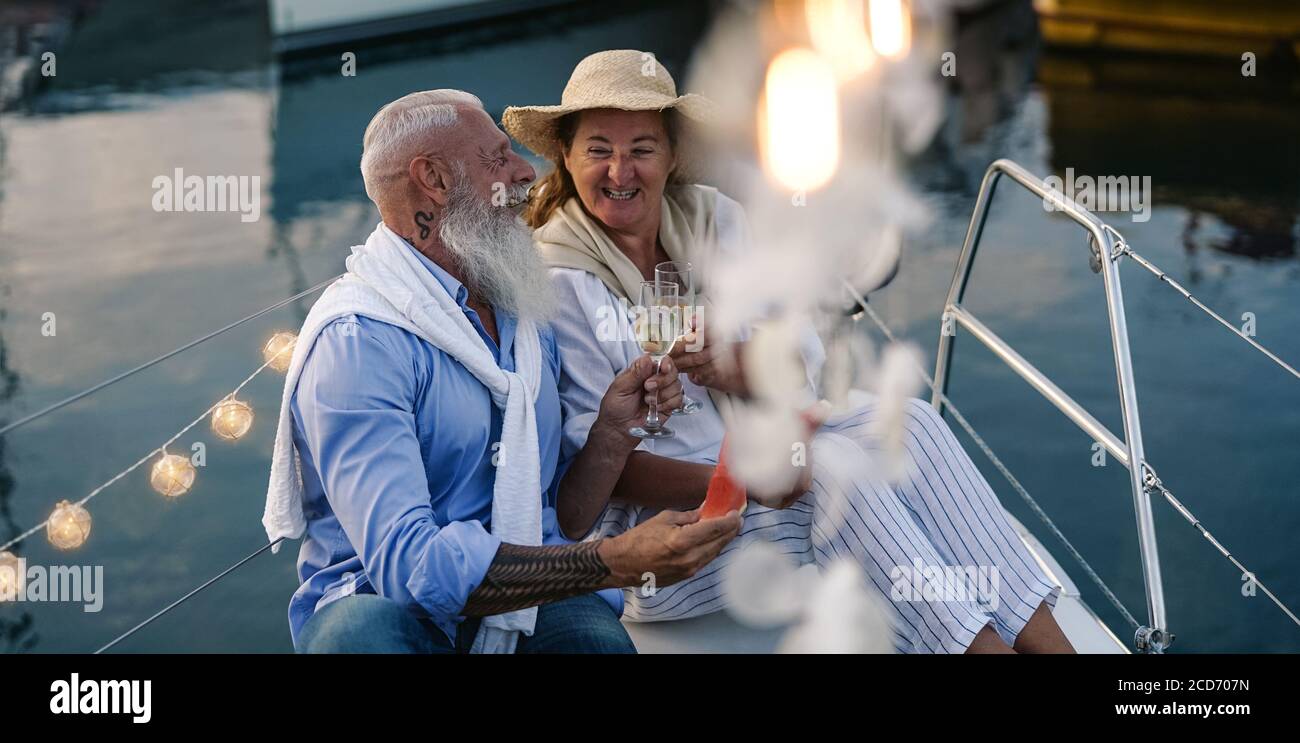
869, 342, 925, 482
778, 559, 896, 653
742, 316, 809, 401
725, 402, 804, 503
674, 0, 958, 655
723, 541, 811, 628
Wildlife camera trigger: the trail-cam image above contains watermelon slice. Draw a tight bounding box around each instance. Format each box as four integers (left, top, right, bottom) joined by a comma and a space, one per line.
701, 437, 747, 520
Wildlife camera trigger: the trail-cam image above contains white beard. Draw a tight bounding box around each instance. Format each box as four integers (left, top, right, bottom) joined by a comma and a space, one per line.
439, 179, 558, 323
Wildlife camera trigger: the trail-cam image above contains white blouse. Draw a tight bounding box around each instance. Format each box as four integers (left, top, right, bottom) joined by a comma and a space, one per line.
544, 192, 828, 622
547, 191, 825, 483
551, 265, 727, 465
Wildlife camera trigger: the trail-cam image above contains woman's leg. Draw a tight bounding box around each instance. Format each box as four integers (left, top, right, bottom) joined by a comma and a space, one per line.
829, 398, 1069, 651
1013, 600, 1076, 654
808, 431, 998, 654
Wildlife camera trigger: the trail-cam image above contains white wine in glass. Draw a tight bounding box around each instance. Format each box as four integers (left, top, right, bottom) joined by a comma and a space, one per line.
654, 261, 703, 415
630, 280, 678, 439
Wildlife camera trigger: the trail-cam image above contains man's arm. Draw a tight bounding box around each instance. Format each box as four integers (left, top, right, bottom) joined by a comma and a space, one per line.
554, 355, 685, 539
462, 541, 611, 616
464, 508, 742, 617
554, 418, 637, 540
610, 451, 713, 511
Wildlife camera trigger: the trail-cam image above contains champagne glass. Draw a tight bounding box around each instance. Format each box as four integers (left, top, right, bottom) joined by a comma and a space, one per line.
629, 280, 679, 439
654, 261, 703, 415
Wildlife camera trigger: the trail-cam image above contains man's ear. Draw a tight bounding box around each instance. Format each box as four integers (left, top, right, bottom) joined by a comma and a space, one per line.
409, 154, 455, 207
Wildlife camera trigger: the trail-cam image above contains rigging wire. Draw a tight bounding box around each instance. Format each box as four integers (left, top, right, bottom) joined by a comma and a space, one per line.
850, 264, 1300, 634
1106, 225, 1299, 382
0, 356, 278, 553
0, 274, 342, 438
846, 285, 1143, 631
94, 537, 286, 654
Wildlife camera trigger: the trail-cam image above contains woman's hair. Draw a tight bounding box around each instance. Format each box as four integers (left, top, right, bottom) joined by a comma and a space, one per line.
523, 109, 681, 229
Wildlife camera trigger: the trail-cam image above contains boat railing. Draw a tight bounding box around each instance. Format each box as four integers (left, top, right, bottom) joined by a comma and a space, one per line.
910, 158, 1300, 653
929, 159, 1169, 651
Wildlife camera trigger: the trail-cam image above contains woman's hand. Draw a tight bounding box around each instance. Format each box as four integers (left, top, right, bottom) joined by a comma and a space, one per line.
668, 317, 750, 397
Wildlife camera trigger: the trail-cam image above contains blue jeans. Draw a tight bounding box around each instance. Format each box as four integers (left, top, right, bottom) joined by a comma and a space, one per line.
297, 592, 637, 654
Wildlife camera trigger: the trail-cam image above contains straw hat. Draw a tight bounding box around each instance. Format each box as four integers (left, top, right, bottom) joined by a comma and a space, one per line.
503, 49, 713, 162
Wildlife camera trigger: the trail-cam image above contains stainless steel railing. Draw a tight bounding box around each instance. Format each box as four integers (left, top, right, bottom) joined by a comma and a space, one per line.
930, 159, 1172, 653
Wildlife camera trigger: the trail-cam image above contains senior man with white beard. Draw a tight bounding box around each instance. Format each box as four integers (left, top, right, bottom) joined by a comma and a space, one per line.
264, 90, 742, 654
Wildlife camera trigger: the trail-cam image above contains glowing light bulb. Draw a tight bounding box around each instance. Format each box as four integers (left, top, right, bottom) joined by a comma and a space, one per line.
869, 0, 911, 58
0, 550, 20, 602
263, 332, 297, 373
150, 453, 196, 498
759, 47, 841, 192
805, 0, 876, 80
211, 397, 254, 440
47, 500, 92, 550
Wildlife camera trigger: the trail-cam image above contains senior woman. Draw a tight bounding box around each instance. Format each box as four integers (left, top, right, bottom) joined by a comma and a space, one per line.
503, 50, 1074, 654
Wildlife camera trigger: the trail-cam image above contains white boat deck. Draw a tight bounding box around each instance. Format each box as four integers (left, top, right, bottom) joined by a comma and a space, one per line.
624, 513, 1129, 654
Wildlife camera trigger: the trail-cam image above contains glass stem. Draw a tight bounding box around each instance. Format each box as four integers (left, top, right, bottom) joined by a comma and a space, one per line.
645, 356, 663, 428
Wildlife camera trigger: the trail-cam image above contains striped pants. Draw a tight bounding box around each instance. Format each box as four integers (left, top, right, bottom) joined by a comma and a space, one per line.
606, 398, 1061, 654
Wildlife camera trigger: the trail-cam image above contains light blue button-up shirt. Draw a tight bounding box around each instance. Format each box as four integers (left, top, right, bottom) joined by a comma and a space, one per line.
287, 245, 621, 648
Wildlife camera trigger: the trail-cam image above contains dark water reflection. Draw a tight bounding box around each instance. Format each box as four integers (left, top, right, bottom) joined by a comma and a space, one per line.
0, 0, 1296, 651
896, 0, 1300, 652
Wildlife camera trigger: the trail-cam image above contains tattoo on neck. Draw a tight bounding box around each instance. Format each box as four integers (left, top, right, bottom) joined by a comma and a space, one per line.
414, 210, 434, 240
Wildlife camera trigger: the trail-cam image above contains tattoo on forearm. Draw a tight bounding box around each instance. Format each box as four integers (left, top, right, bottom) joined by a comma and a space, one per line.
414, 210, 434, 240
462, 541, 612, 617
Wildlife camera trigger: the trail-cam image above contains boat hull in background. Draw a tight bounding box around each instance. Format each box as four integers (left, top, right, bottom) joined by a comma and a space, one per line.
269, 0, 579, 54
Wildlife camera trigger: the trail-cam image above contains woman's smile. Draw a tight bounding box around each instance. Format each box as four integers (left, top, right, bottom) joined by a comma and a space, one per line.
601, 187, 641, 201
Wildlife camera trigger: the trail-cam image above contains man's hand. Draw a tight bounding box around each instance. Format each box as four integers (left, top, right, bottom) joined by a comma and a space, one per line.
668, 317, 749, 397
598, 508, 743, 587
592, 354, 684, 446
464, 507, 742, 617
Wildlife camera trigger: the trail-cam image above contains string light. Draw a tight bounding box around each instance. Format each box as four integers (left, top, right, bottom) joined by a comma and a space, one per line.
211, 397, 254, 440
150, 453, 196, 498
805, 0, 876, 80
868, 0, 910, 58
47, 501, 92, 550
263, 332, 297, 373
759, 47, 841, 192
0, 304, 313, 560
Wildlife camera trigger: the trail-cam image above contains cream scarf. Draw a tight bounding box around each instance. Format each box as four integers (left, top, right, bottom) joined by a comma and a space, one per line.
534, 183, 733, 414
536, 184, 717, 303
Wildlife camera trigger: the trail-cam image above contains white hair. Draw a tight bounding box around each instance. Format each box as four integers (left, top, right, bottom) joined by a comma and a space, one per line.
360, 89, 483, 204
